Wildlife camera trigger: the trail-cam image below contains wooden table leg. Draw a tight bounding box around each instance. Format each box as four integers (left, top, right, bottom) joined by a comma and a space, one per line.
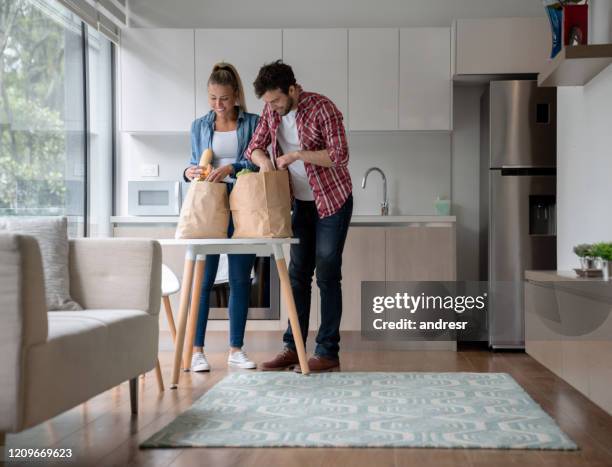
170, 251, 195, 389
162, 296, 177, 343
155, 358, 164, 392
183, 255, 206, 370
272, 244, 310, 375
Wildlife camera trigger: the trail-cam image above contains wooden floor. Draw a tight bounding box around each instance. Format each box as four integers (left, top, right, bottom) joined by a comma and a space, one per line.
4, 331, 612, 467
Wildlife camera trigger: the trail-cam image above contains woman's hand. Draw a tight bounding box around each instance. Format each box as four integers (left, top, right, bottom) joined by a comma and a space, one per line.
185, 165, 204, 181
206, 164, 234, 182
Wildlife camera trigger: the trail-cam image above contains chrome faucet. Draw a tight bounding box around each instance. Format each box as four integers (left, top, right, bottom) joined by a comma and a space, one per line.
361, 167, 389, 216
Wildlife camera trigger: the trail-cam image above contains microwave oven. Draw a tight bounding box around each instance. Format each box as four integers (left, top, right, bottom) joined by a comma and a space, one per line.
128, 180, 188, 216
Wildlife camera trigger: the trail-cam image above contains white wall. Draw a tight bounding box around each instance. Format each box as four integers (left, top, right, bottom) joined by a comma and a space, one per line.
348, 132, 451, 216
118, 133, 190, 215
127, 0, 545, 28
118, 132, 451, 217
557, 65, 612, 270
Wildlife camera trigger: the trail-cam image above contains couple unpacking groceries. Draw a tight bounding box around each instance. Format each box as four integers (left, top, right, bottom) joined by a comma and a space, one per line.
182, 60, 353, 373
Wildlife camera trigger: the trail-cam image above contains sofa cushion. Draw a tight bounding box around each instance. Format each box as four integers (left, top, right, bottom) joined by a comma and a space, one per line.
50, 310, 159, 383
23, 309, 158, 429
0, 217, 82, 311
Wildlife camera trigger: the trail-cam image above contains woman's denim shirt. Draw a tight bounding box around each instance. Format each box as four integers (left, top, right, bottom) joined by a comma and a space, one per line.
187, 108, 259, 179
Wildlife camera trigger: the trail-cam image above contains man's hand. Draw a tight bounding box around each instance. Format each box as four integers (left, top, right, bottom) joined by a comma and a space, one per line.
259, 159, 276, 172
276, 151, 300, 170
206, 164, 234, 182
251, 148, 276, 172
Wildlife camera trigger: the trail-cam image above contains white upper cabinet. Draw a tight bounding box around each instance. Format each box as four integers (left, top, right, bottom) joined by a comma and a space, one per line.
348, 29, 399, 131
399, 28, 451, 131
120, 29, 195, 132
119, 27, 455, 133
282, 29, 349, 124
195, 29, 282, 117
453, 18, 550, 76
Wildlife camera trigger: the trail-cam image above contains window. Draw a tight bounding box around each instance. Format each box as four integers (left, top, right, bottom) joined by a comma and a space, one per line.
87, 27, 113, 237
0, 0, 114, 237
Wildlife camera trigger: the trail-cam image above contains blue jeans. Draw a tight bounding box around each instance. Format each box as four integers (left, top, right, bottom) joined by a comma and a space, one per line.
283, 195, 353, 359
194, 184, 255, 348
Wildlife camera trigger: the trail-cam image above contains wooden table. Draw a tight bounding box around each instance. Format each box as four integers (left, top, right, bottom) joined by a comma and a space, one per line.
158, 238, 309, 388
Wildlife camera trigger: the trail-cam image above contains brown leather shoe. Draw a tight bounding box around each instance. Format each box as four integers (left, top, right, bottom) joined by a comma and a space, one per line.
295, 355, 340, 373
260, 348, 299, 371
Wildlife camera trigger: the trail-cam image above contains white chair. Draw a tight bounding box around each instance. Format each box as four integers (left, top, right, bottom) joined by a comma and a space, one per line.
150, 265, 180, 392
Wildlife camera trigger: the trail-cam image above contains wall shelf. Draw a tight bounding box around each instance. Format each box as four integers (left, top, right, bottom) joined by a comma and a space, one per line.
538, 44, 612, 87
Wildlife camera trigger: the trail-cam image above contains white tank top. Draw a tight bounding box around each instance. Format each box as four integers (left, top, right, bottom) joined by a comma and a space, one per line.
211, 130, 238, 182
276, 110, 314, 201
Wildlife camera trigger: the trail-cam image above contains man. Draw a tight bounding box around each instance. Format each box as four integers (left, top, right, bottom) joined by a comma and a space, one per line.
246, 60, 353, 373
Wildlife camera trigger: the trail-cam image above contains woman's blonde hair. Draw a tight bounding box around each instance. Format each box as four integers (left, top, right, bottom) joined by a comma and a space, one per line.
208, 62, 247, 112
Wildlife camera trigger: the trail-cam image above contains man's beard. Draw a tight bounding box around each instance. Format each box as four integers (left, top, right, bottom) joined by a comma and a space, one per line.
279, 96, 294, 116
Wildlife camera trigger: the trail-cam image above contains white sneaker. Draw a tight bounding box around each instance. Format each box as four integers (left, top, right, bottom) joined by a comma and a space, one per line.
228, 349, 257, 369
191, 352, 210, 372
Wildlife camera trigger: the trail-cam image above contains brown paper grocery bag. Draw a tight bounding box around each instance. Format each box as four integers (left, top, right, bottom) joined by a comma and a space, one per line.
230, 171, 292, 238
175, 181, 229, 239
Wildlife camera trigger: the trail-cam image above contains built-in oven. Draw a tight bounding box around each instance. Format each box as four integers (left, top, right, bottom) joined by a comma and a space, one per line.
128, 180, 182, 216
207, 255, 280, 320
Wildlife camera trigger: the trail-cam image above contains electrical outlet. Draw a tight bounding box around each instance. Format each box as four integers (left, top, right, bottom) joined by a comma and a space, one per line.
140, 164, 159, 177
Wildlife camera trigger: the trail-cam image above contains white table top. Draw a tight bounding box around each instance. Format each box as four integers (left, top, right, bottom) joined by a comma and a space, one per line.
158, 237, 298, 258
158, 238, 298, 246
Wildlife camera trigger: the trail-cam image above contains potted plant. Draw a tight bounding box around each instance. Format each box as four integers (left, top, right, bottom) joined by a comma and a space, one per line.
591, 242, 612, 281
573, 243, 595, 270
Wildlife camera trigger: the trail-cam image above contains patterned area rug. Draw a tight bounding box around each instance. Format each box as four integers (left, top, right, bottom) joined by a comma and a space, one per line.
141, 372, 577, 450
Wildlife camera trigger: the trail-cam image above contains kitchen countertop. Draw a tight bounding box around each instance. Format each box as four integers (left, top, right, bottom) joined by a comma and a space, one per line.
525, 270, 612, 304
525, 270, 611, 283
110, 215, 456, 225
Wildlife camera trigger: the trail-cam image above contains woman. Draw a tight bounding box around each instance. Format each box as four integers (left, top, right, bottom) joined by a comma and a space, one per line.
183, 62, 259, 371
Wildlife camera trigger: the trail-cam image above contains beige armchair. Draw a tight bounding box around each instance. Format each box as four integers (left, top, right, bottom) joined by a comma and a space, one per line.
0, 233, 162, 444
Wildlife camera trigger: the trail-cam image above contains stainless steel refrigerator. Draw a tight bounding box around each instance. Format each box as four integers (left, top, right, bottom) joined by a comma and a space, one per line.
480, 80, 557, 350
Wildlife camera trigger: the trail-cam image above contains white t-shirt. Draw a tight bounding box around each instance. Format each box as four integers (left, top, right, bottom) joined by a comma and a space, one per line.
211, 130, 238, 182
276, 110, 314, 201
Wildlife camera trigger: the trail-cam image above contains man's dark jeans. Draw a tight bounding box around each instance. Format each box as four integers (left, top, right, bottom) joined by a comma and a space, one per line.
283, 195, 353, 359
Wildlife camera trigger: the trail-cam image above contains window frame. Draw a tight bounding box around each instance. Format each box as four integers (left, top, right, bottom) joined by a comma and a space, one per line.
1, 1, 116, 237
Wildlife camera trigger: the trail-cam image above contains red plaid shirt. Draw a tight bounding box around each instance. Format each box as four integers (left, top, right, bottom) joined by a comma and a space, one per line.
245, 90, 352, 218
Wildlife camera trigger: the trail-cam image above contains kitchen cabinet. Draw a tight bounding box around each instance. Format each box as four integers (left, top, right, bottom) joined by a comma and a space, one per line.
386, 225, 456, 281
341, 227, 386, 330
525, 273, 612, 415
282, 29, 349, 123
195, 29, 282, 117
453, 18, 550, 77
120, 29, 195, 132
341, 224, 456, 331
348, 29, 399, 131
119, 27, 453, 133
112, 219, 456, 335
399, 28, 452, 131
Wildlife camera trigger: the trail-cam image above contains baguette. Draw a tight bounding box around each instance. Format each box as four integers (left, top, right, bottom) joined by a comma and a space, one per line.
198, 148, 214, 181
